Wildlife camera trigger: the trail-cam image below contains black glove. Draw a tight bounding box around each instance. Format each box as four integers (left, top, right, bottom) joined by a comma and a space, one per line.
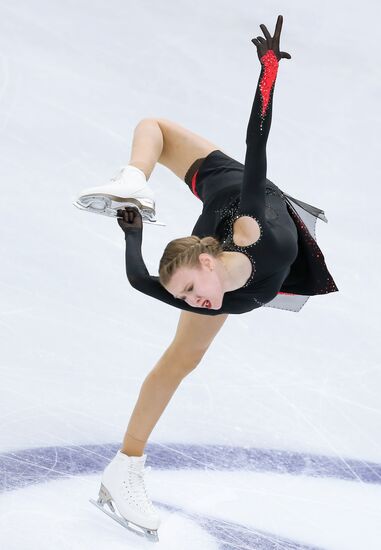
251, 15, 291, 62
117, 206, 143, 232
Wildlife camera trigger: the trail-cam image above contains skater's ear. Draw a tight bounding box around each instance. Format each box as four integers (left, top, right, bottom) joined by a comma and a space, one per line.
198, 252, 214, 271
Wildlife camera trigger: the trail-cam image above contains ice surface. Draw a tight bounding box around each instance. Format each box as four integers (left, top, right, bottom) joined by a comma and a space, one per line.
0, 0, 380, 548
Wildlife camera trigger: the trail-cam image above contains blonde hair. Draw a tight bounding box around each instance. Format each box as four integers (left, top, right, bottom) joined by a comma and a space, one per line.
159, 235, 224, 287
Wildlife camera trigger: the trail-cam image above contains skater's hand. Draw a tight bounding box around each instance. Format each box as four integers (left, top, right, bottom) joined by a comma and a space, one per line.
117, 206, 143, 232
251, 15, 291, 62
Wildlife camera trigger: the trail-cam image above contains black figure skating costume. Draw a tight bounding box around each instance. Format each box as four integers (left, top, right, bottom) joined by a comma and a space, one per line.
123, 49, 338, 315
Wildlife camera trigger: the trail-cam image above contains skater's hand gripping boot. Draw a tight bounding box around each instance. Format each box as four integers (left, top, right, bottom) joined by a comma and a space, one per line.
117, 206, 143, 233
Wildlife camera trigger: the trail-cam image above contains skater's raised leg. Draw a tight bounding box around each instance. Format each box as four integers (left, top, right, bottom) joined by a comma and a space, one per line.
73, 118, 218, 220
128, 118, 164, 180
72, 119, 165, 220
119, 116, 219, 181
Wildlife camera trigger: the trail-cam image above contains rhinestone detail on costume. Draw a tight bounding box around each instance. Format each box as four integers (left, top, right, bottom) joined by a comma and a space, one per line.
216, 199, 261, 289
230, 214, 263, 247
259, 50, 279, 131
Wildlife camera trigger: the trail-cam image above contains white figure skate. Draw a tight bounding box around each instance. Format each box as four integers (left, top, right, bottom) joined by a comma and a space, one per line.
90, 451, 161, 543
73, 165, 165, 226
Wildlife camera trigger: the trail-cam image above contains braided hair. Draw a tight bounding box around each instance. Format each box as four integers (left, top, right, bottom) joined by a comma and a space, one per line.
159, 235, 224, 287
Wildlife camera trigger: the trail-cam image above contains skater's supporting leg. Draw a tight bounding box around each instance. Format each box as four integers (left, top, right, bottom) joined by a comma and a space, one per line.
121, 348, 194, 457
121, 311, 229, 456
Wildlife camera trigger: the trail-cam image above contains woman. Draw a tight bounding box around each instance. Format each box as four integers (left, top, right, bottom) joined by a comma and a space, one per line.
75, 16, 338, 541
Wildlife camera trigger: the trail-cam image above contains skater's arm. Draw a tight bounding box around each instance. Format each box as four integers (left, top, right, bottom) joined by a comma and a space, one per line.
117, 207, 212, 313
239, 50, 278, 218
239, 16, 290, 217
123, 229, 223, 316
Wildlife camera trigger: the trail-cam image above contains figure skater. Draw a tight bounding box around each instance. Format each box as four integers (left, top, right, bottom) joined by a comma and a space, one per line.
74, 15, 338, 541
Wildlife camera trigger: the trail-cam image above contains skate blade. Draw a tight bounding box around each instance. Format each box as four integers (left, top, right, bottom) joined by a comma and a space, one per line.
72, 196, 166, 226
89, 497, 159, 543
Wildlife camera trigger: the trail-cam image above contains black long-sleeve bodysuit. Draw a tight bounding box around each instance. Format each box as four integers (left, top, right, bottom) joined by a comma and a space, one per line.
123, 50, 338, 315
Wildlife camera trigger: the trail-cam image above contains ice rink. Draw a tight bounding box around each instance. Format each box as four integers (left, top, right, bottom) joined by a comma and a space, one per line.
1, 1, 380, 548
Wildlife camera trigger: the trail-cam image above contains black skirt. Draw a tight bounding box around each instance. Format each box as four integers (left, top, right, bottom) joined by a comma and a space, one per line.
266, 192, 339, 312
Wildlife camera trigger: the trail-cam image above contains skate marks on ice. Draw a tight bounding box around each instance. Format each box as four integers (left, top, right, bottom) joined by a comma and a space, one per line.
1, 443, 380, 550
88, 495, 323, 550
159, 501, 324, 550
1, 442, 380, 493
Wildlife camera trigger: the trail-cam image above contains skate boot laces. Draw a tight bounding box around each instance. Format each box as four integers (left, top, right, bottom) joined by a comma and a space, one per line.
121, 464, 156, 514
110, 167, 126, 183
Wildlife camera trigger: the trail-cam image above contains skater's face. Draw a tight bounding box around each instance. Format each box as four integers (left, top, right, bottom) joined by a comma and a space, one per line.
165, 253, 225, 310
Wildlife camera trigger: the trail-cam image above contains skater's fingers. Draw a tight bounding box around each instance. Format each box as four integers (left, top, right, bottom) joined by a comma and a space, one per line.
273, 15, 283, 41
117, 208, 130, 218
125, 206, 140, 217
260, 23, 272, 43
117, 206, 140, 223
117, 218, 126, 231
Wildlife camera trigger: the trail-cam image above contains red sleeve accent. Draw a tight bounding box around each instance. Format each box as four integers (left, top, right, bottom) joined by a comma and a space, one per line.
259, 50, 279, 118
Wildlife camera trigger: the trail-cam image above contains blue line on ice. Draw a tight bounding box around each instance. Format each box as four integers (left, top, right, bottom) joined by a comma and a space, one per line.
2, 442, 378, 550
1, 442, 380, 491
